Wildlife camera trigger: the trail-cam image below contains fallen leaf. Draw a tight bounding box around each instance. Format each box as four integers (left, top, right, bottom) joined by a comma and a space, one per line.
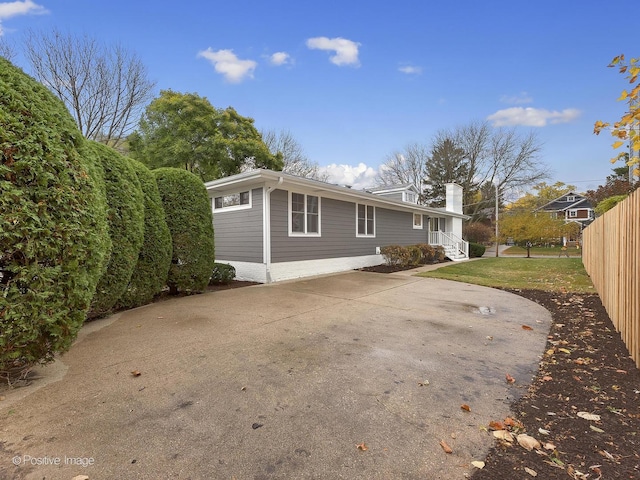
522, 325, 533, 331
505, 373, 516, 384
542, 376, 553, 381
240, 386, 247, 391
488, 420, 504, 430
461, 404, 471, 412
538, 428, 550, 436
0, 395, 5, 401
517, 434, 541, 451
131, 370, 141, 377
616, 369, 627, 374
471, 461, 485, 469
543, 442, 556, 450
559, 348, 572, 354
577, 411, 601, 421
590, 425, 605, 433
493, 430, 514, 442
486, 336, 493, 340
72, 476, 90, 480
524, 467, 538, 476
439, 440, 453, 454
356, 442, 368, 451
418, 380, 430, 387
504, 417, 522, 428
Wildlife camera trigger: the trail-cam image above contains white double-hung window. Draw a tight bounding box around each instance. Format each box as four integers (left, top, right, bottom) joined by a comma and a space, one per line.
356, 204, 375, 237
290, 192, 320, 236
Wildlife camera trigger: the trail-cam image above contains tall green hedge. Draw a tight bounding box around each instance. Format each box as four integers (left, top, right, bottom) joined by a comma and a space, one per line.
153, 168, 215, 294
117, 160, 172, 309
0, 59, 109, 379
88, 142, 144, 318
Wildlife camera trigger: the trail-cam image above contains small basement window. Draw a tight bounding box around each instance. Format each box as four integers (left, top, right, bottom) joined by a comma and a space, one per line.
213, 191, 251, 211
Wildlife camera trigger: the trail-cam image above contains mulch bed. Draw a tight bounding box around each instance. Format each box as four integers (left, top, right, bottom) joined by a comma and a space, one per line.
471, 289, 640, 479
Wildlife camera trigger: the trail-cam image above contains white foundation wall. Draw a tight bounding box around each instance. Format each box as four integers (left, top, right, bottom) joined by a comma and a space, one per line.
218, 255, 385, 283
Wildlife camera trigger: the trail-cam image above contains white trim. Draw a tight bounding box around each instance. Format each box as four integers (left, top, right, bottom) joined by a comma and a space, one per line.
566, 195, 576, 202
568, 209, 578, 218
355, 203, 376, 238
212, 190, 252, 212
413, 213, 423, 229
269, 255, 384, 283
288, 191, 321, 237
216, 260, 267, 283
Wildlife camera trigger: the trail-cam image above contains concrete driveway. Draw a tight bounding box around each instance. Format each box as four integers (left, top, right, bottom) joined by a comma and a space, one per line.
0, 271, 552, 480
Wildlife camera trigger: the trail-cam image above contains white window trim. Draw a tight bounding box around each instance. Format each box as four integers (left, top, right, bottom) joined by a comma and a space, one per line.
212, 190, 252, 213
566, 195, 576, 202
568, 209, 578, 218
413, 213, 423, 229
403, 191, 417, 204
288, 192, 321, 237
355, 203, 376, 238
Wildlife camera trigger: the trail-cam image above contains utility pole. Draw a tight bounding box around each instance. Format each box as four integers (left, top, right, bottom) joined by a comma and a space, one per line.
495, 181, 499, 257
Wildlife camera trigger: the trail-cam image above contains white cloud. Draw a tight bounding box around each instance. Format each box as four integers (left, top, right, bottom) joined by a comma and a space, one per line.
500, 92, 533, 104
0, 0, 47, 36
398, 65, 422, 75
487, 107, 581, 127
306, 36, 360, 66
269, 51, 291, 66
197, 48, 257, 83
319, 162, 378, 190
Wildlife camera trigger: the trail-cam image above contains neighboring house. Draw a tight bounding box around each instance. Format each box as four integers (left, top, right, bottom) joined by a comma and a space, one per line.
537, 192, 595, 227
205, 169, 469, 283
537, 192, 595, 244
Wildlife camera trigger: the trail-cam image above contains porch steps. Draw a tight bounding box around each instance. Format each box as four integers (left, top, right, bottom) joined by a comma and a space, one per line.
443, 245, 468, 262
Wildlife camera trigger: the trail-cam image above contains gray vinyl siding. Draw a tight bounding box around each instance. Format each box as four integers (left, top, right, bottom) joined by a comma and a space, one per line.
212, 188, 263, 262
376, 192, 403, 202
270, 189, 428, 263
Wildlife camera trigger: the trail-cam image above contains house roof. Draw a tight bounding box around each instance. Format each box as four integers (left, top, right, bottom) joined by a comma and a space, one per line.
537, 192, 593, 212
366, 183, 420, 194
205, 169, 469, 219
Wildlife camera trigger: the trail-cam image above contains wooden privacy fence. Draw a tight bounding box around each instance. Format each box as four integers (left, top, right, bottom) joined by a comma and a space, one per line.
582, 189, 639, 369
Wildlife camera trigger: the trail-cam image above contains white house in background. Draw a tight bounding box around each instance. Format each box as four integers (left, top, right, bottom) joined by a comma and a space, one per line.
205, 169, 469, 283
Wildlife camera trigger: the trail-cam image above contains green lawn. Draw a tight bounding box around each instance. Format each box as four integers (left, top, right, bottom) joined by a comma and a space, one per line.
417, 257, 594, 293
502, 245, 582, 257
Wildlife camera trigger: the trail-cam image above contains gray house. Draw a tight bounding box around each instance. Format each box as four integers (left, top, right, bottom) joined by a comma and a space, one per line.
205, 169, 468, 283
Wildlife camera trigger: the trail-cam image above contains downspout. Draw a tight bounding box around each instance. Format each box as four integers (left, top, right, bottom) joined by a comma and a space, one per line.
264, 176, 283, 283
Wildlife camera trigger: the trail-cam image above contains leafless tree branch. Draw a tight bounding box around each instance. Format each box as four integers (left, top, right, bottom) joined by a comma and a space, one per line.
23, 29, 155, 148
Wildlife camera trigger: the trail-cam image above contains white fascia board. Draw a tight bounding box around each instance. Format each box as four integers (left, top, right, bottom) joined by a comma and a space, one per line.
205, 169, 469, 220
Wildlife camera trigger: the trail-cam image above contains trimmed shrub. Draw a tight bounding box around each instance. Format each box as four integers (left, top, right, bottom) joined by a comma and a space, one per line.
117, 160, 172, 309
469, 242, 486, 258
153, 168, 216, 294
380, 245, 407, 266
88, 142, 145, 318
415, 244, 436, 264
210, 263, 236, 285
406, 245, 422, 266
463, 222, 493, 244
434, 246, 446, 262
0, 59, 109, 380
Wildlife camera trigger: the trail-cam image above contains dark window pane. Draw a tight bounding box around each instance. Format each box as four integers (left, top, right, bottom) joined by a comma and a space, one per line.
307, 213, 318, 233
215, 197, 223, 209
292, 212, 304, 232
240, 191, 250, 204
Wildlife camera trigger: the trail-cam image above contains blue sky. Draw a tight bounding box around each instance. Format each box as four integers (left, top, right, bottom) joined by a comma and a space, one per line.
1, 0, 636, 191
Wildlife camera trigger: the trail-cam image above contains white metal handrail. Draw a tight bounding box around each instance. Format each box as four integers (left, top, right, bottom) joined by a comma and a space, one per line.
429, 231, 469, 259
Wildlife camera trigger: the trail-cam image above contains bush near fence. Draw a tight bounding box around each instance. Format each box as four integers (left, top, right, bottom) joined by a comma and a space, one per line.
582, 189, 640, 369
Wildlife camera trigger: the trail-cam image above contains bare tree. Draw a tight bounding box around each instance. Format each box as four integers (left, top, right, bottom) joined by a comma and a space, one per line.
23, 29, 155, 148
376, 142, 428, 192
0, 38, 16, 61
430, 123, 548, 216
262, 129, 328, 181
